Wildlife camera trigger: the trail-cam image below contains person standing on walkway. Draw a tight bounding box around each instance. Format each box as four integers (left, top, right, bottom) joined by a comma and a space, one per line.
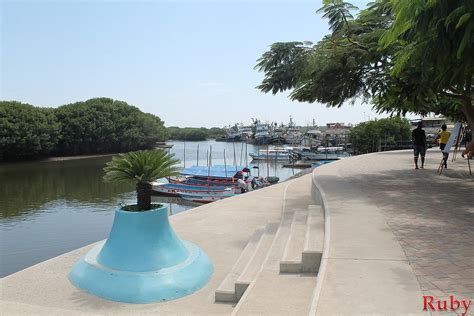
411, 121, 427, 169
435, 124, 451, 168
461, 125, 473, 159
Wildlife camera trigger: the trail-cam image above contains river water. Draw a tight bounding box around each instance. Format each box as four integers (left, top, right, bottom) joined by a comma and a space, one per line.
0, 140, 300, 277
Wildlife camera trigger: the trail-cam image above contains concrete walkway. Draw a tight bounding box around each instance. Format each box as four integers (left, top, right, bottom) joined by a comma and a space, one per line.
312, 150, 473, 315
1, 150, 472, 315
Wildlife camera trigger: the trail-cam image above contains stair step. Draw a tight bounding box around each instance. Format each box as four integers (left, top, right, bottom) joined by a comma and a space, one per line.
302, 204, 324, 273
215, 227, 265, 303
280, 210, 309, 273
234, 222, 278, 301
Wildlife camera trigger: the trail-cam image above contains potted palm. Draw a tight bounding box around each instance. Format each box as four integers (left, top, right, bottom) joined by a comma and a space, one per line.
69, 149, 213, 304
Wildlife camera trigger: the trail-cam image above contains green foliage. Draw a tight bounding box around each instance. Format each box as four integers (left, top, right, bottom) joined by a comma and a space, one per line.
349, 117, 411, 153
55, 98, 167, 155
166, 126, 225, 141
103, 149, 180, 184
0, 98, 168, 161
255, 1, 392, 107
103, 149, 180, 210
317, 0, 358, 33
255, 0, 474, 128
0, 101, 61, 160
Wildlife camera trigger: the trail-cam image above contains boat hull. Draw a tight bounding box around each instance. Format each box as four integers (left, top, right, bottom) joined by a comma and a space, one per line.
152, 183, 233, 196
180, 192, 235, 203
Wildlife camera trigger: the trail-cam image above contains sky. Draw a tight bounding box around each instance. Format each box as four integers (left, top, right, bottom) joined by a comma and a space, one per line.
1, 0, 412, 128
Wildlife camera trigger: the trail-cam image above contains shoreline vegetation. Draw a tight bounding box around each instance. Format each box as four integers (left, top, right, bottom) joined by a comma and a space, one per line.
0, 98, 226, 162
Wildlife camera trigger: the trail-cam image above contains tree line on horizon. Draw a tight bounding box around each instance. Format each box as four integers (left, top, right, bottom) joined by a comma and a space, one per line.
0, 98, 168, 161
0, 98, 228, 161
166, 126, 226, 141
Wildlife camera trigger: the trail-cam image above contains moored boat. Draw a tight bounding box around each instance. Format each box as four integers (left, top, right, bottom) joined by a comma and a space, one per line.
152, 183, 233, 197
180, 191, 235, 203
291, 146, 350, 160
249, 148, 291, 160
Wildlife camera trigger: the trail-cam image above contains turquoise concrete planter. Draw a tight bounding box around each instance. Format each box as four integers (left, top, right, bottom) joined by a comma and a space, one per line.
69, 205, 213, 303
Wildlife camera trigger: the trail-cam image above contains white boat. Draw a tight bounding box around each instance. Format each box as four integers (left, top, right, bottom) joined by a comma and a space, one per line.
180, 191, 235, 203
249, 148, 291, 160
152, 183, 232, 196
292, 146, 350, 160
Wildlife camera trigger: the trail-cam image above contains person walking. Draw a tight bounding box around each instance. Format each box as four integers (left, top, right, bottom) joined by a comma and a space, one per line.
412, 121, 427, 169
435, 124, 451, 168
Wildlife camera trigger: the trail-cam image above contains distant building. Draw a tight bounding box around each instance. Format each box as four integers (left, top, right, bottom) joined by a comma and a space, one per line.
324, 123, 351, 146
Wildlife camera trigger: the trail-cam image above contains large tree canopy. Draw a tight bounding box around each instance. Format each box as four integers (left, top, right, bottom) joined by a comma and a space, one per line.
0, 102, 61, 160
349, 117, 411, 154
55, 98, 167, 155
255, 0, 474, 128
0, 98, 168, 161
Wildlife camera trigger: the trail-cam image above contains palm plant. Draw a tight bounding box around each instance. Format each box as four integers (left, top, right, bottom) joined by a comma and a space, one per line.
103, 149, 180, 210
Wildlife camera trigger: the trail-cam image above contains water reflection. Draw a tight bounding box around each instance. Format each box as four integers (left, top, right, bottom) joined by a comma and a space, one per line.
0, 156, 133, 220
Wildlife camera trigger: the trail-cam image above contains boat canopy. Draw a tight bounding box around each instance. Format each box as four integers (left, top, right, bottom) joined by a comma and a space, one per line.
180, 165, 247, 179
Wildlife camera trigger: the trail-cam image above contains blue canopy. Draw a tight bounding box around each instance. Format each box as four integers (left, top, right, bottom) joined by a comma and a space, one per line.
180, 165, 247, 179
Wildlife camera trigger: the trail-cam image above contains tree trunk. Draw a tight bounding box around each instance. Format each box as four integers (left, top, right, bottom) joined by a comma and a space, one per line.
136, 182, 152, 210
461, 98, 474, 130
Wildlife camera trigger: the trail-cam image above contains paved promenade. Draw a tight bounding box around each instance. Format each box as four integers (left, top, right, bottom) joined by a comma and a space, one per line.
1, 150, 472, 315
312, 150, 473, 315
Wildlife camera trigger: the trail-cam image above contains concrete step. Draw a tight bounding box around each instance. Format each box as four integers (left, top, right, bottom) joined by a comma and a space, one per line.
231, 175, 319, 315
280, 210, 308, 273
302, 204, 324, 273
215, 223, 278, 303
280, 204, 324, 274
233, 270, 317, 316
234, 222, 278, 302
215, 227, 265, 303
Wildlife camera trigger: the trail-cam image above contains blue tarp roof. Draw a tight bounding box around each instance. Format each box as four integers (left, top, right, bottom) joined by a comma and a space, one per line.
180, 165, 247, 179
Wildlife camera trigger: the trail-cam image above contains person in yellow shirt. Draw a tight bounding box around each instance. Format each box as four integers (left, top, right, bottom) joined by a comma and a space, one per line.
435, 124, 451, 168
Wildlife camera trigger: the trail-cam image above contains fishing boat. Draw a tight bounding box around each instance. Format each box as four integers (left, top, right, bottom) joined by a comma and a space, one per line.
152, 183, 233, 197
166, 165, 251, 199
284, 117, 302, 144
292, 146, 351, 160
180, 191, 236, 203
254, 123, 270, 145
155, 141, 174, 149
249, 148, 291, 161
169, 176, 234, 186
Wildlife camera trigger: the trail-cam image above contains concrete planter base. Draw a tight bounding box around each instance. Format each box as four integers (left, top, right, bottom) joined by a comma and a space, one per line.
69, 205, 213, 303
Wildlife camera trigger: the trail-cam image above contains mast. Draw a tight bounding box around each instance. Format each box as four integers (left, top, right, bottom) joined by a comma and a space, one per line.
245, 142, 248, 166
208, 145, 212, 189
240, 141, 244, 166
266, 144, 269, 177
224, 148, 228, 190
233, 141, 237, 168
196, 144, 199, 166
